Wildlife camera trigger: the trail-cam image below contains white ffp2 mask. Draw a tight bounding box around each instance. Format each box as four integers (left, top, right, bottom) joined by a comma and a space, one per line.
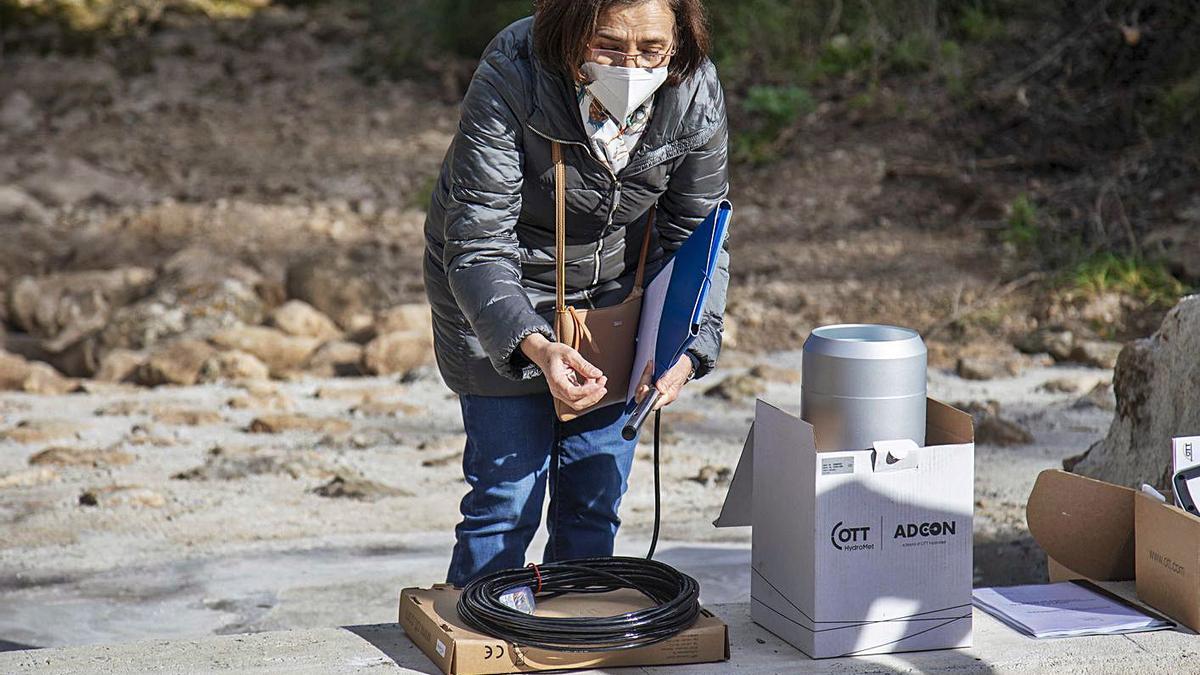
581, 61, 668, 122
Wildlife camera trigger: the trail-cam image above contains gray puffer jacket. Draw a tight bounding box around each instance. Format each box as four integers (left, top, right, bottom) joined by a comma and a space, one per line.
423, 16, 730, 397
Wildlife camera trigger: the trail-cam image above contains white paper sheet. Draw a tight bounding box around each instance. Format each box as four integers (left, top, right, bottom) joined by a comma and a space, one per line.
972, 582, 1172, 639
627, 257, 674, 402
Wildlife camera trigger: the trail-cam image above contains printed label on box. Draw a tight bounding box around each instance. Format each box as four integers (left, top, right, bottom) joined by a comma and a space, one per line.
435, 639, 446, 658
821, 456, 854, 475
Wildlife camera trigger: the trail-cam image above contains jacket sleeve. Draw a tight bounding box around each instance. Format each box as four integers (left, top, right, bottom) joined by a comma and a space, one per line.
656, 79, 731, 381
441, 53, 554, 381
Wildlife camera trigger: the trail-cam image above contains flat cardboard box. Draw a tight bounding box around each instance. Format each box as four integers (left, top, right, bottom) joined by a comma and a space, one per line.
715, 398, 975, 658
1027, 468, 1200, 632
398, 585, 728, 675
1026, 469, 1136, 583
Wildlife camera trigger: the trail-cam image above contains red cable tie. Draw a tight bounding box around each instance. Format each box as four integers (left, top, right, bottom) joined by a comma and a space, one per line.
526, 562, 543, 594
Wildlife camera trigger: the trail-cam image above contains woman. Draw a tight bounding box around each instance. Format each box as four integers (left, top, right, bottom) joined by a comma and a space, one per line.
423, 0, 729, 587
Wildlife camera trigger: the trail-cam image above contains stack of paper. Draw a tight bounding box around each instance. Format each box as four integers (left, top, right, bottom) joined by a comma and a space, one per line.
972, 581, 1173, 639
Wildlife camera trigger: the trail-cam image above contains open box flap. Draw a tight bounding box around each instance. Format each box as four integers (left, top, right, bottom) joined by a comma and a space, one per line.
715, 397, 973, 529
713, 423, 754, 527
926, 399, 974, 445
1026, 469, 1136, 581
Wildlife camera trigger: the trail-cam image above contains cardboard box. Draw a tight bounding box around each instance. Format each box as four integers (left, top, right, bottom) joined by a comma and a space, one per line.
714, 398, 975, 658
398, 585, 728, 675
1026, 469, 1136, 583
1027, 468, 1200, 632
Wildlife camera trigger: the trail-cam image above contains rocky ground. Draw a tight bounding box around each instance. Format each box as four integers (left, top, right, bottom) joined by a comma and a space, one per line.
0, 350, 1117, 648
0, 2, 1166, 651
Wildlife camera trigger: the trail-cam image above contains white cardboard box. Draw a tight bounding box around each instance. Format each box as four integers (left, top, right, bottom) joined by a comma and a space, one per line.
715, 398, 975, 658
1172, 435, 1200, 476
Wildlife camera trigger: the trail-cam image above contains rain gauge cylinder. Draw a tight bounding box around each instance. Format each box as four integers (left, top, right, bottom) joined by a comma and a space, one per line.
801, 324, 928, 451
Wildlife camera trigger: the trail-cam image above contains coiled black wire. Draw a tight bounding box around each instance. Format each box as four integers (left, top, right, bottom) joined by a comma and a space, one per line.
457, 410, 702, 652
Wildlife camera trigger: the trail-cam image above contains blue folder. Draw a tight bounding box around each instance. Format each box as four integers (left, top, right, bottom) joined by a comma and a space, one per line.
626, 200, 733, 403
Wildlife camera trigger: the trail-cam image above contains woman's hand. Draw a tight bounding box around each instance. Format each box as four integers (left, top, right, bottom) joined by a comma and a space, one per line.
634, 357, 694, 411
521, 333, 608, 411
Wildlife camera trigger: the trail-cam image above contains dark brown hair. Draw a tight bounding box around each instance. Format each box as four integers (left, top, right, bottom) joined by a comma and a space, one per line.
533, 0, 710, 87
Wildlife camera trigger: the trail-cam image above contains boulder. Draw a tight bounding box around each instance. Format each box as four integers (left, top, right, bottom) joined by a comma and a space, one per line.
1144, 224, 1200, 284
304, 340, 363, 377
747, 364, 802, 384
94, 400, 147, 416
285, 246, 417, 330
975, 414, 1034, 447
227, 389, 293, 412
1015, 328, 1075, 361
372, 303, 433, 337
247, 414, 351, 435
137, 339, 217, 386
94, 349, 146, 383
5, 268, 155, 344
150, 407, 223, 426
314, 384, 396, 403
956, 356, 1020, 381
19, 155, 152, 207
1073, 381, 1117, 412
310, 472, 410, 501
351, 400, 426, 417
101, 248, 266, 351
1067, 296, 1200, 487
0, 418, 86, 444
199, 349, 270, 383
0, 467, 58, 489
0, 350, 74, 394
209, 326, 320, 378
0, 351, 30, 390
361, 330, 434, 376
0, 90, 38, 134
29, 446, 135, 468
267, 300, 341, 341
1068, 340, 1124, 369
703, 373, 765, 401
690, 464, 733, 487
21, 361, 77, 394
0, 185, 51, 226
173, 445, 335, 481
1039, 376, 1107, 394
79, 486, 165, 508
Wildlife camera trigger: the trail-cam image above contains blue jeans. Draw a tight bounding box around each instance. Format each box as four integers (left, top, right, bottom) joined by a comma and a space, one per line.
446, 392, 637, 587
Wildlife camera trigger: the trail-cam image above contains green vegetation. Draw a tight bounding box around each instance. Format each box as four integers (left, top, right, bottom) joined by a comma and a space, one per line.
956, 5, 1006, 43
1159, 72, 1200, 129
357, 0, 530, 82
1002, 194, 1041, 252
1067, 253, 1189, 309
3, 0, 1196, 277
0, 0, 267, 35
733, 84, 816, 164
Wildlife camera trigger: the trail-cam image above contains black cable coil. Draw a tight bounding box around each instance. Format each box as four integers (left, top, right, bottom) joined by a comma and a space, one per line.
456, 556, 701, 652
457, 411, 702, 652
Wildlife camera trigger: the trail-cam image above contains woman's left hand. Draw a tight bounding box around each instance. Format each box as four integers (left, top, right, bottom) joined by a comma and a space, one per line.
634, 357, 694, 411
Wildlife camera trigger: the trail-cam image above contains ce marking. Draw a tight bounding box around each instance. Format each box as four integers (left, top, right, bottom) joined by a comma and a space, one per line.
483, 644, 505, 660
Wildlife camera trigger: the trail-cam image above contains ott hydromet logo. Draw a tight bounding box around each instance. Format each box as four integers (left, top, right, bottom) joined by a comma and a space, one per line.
830, 521, 874, 551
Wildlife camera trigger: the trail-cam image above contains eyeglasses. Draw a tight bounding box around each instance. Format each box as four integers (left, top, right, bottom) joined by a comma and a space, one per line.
587, 45, 676, 69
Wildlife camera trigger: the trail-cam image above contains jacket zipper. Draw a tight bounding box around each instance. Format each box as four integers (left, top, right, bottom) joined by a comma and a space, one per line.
591, 238, 603, 286
528, 123, 620, 289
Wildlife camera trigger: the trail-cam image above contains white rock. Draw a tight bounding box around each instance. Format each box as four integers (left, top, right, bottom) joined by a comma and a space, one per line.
1069, 295, 1200, 487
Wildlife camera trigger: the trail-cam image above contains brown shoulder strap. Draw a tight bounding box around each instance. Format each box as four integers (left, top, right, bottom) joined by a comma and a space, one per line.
554, 141, 655, 300
553, 142, 566, 313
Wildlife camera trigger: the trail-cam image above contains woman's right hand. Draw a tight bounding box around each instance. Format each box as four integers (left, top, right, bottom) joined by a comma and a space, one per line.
520, 333, 608, 411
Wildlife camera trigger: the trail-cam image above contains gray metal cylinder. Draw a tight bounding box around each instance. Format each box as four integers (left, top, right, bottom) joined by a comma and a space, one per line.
801, 324, 927, 451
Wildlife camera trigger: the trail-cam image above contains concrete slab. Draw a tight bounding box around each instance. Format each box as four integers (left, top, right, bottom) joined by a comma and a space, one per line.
2, 583, 1198, 674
